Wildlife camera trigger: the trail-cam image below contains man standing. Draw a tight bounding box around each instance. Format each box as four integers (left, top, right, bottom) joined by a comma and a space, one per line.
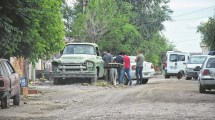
122, 52, 132, 85
135, 50, 144, 85
102, 50, 113, 81
114, 52, 125, 85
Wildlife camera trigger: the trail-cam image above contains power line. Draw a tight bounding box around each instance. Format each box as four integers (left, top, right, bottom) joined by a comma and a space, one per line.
173, 5, 215, 18
173, 39, 200, 43
174, 16, 212, 21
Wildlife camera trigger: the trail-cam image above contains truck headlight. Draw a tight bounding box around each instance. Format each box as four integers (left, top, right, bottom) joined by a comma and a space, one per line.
86, 62, 94, 68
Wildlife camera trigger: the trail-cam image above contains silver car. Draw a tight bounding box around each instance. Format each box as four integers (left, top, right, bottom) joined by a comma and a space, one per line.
185, 55, 210, 80
197, 56, 215, 93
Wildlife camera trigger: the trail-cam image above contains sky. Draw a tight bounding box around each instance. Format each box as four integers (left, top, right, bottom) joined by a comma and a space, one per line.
163, 0, 215, 53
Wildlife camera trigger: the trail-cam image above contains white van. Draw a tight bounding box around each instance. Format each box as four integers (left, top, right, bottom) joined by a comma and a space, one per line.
162, 51, 190, 78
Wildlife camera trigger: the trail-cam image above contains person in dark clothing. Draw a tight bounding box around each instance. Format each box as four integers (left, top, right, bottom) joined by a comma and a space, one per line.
102, 50, 113, 81
114, 52, 125, 84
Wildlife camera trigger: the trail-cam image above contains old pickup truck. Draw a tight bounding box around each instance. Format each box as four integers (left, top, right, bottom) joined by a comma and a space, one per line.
49, 43, 105, 84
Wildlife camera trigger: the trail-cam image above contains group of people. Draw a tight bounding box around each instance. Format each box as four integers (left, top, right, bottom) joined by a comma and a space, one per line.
102, 50, 144, 85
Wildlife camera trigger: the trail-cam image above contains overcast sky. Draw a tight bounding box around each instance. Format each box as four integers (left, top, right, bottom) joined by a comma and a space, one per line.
163, 0, 215, 53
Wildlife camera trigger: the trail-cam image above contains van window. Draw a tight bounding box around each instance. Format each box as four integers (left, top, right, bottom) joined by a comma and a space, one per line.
178, 55, 185, 61
169, 54, 177, 62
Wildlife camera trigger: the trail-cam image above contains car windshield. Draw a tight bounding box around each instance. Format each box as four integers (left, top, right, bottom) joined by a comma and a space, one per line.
63, 44, 96, 55
188, 56, 207, 64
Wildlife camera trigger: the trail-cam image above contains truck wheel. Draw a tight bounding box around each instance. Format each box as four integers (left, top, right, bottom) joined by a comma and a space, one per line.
1, 95, 10, 109
53, 78, 59, 85
13, 90, 20, 105
91, 69, 98, 84
142, 79, 149, 84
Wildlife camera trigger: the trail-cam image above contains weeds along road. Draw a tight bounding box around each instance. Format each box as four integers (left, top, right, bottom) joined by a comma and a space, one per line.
1, 76, 215, 120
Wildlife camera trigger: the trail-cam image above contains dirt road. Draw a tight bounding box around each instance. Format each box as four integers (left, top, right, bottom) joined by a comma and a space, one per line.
1, 76, 215, 120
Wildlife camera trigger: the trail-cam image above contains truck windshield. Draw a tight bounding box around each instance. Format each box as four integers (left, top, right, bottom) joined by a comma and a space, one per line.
63, 44, 96, 55
188, 56, 207, 64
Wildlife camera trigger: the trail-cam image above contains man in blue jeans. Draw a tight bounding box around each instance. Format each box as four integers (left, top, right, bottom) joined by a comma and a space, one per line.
114, 52, 125, 85
135, 50, 144, 85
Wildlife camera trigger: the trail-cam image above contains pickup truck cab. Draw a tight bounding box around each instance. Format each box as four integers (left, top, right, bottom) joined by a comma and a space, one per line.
0, 59, 20, 109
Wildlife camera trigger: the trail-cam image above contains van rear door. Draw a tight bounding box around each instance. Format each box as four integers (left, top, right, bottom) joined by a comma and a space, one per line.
168, 53, 178, 73
177, 53, 187, 72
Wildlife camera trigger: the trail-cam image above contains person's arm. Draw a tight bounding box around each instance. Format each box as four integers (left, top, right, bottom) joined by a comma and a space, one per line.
135, 55, 139, 62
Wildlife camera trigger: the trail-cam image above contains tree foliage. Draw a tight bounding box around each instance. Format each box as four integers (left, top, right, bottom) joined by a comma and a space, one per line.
197, 17, 215, 50
66, 0, 174, 65
0, 0, 65, 62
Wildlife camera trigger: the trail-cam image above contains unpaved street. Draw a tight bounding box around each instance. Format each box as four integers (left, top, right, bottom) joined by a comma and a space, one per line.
1, 76, 215, 120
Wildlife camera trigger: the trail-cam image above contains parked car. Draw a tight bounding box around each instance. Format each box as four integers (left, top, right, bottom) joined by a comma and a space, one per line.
162, 51, 190, 79
0, 59, 20, 109
196, 56, 215, 93
185, 55, 210, 80
124, 56, 155, 84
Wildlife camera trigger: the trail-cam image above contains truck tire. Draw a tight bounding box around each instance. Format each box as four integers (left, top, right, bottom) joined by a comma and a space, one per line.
91, 70, 98, 84
1, 95, 9, 109
13, 90, 20, 105
53, 78, 59, 85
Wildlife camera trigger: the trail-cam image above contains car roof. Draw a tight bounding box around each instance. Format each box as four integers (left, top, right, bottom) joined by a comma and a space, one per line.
190, 55, 210, 57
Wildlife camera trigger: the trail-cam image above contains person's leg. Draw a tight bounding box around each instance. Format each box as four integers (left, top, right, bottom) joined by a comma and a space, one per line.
139, 67, 143, 84
126, 68, 132, 85
119, 68, 125, 84
136, 67, 140, 85
117, 68, 121, 84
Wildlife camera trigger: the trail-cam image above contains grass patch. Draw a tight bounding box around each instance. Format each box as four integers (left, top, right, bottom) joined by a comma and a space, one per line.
94, 80, 112, 87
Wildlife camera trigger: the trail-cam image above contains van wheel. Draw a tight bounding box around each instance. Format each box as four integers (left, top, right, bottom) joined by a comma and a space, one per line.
165, 75, 170, 78
185, 76, 192, 80
13, 90, 20, 105
1, 95, 10, 109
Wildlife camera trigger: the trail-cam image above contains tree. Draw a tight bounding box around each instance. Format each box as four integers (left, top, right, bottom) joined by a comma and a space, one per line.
70, 0, 174, 64
0, 0, 65, 62
122, 0, 173, 39
197, 17, 215, 50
